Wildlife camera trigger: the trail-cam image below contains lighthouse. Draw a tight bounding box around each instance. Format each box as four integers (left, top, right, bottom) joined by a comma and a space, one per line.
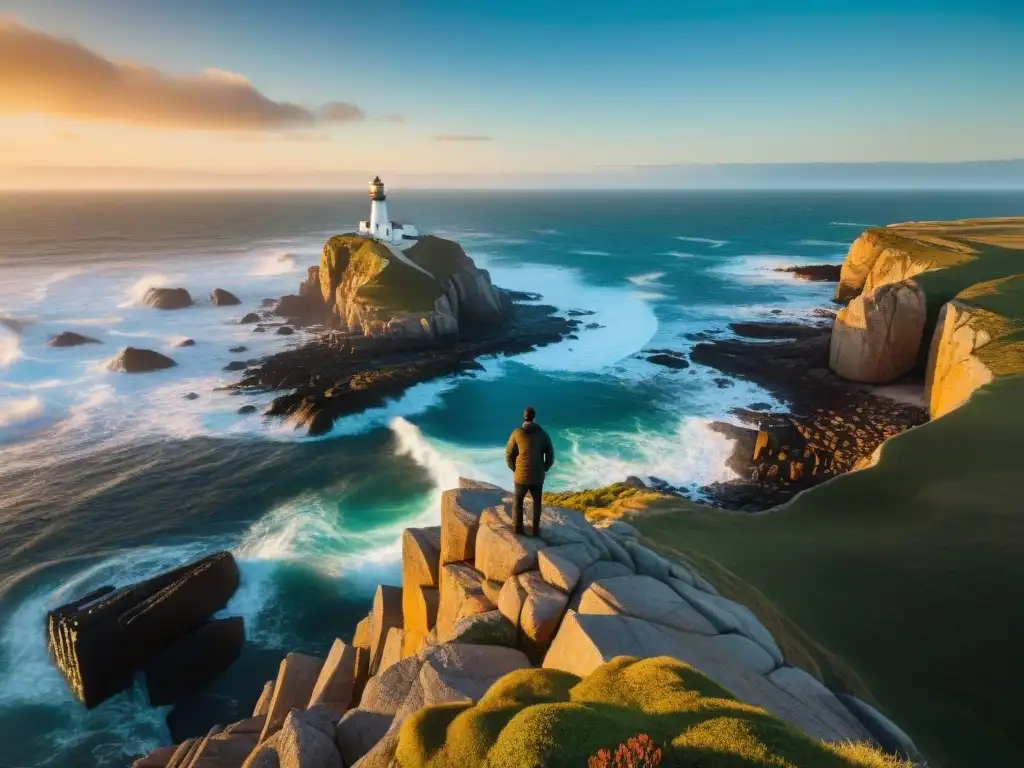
358, 176, 418, 244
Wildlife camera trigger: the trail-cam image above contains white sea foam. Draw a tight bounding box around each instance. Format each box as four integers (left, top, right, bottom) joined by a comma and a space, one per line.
676, 236, 728, 247
253, 251, 298, 275
829, 221, 873, 227
0, 328, 21, 367
659, 251, 699, 259
708, 254, 843, 287
531, 229, 561, 235
119, 274, 173, 307
571, 250, 612, 257
627, 271, 665, 286
797, 239, 849, 247
30, 268, 88, 302
631, 291, 667, 301
0, 396, 45, 428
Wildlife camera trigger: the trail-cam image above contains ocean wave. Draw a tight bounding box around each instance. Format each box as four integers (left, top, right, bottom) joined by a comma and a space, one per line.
571, 250, 612, 257
531, 229, 561, 235
676, 236, 728, 247
30, 268, 87, 303
627, 271, 665, 286
708, 254, 840, 286
829, 221, 873, 228
119, 274, 172, 308
659, 251, 698, 259
797, 239, 849, 247
0, 396, 44, 428
0, 328, 22, 367
630, 291, 667, 301
253, 251, 298, 276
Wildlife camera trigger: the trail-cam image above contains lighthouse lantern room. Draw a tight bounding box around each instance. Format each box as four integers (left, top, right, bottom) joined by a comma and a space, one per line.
358, 176, 417, 244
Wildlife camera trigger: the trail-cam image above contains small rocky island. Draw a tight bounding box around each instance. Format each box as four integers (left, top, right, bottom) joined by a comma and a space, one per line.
233, 232, 576, 435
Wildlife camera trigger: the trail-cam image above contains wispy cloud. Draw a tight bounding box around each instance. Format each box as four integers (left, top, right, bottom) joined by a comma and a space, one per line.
0, 18, 365, 131
433, 134, 492, 142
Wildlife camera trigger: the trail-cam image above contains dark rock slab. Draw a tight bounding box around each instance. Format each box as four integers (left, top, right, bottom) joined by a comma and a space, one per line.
239, 313, 260, 324
144, 617, 245, 706
49, 331, 101, 347
229, 346, 247, 353
108, 347, 176, 373
174, 338, 196, 348
144, 287, 193, 310
223, 361, 248, 372
210, 289, 241, 306
276, 326, 295, 336
47, 552, 240, 709
730, 321, 830, 340
647, 353, 689, 369
774, 264, 842, 282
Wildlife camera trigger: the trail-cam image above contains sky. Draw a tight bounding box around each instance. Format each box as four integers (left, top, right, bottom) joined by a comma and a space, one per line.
1, 0, 1023, 189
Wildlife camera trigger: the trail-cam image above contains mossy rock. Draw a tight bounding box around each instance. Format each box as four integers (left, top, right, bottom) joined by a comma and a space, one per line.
394, 656, 910, 768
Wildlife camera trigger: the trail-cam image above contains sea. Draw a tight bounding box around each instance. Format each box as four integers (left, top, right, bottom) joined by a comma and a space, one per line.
1, 189, 1022, 767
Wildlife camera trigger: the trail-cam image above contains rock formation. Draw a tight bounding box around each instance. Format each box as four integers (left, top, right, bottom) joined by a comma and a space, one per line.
144, 287, 194, 310
108, 347, 177, 373
211, 288, 242, 306
774, 264, 842, 282
47, 552, 241, 709
49, 331, 101, 347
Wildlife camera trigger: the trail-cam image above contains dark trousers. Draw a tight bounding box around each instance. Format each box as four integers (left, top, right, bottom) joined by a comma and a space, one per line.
513, 483, 543, 535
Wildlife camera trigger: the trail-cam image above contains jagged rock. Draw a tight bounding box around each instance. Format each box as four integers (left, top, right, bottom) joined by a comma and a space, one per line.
353, 616, 371, 649
401, 585, 438, 659
240, 313, 261, 324
259, 652, 325, 743
131, 745, 176, 767
254, 680, 275, 716
308, 639, 357, 720
444, 609, 517, 647
925, 297, 997, 418
578, 575, 717, 636
186, 731, 259, 766
595, 531, 634, 571
46, 552, 239, 708
829, 280, 926, 383
277, 326, 295, 336
224, 360, 248, 371
401, 527, 441, 589
439, 486, 507, 565
518, 571, 570, 648
774, 264, 842, 282
211, 288, 242, 306
647, 353, 690, 369
144, 287, 193, 309
497, 574, 528, 631
165, 738, 200, 767
49, 331, 101, 347
379, 628, 404, 674
334, 709, 393, 766
143, 617, 244, 706
474, 511, 543, 582
107, 347, 177, 373
238, 405, 258, 414
247, 709, 342, 768
538, 548, 581, 592
369, 586, 402, 676
224, 716, 265, 735
481, 578, 504, 606
437, 564, 493, 640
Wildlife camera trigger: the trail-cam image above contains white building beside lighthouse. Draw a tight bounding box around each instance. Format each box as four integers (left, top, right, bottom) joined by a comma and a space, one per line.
358, 176, 418, 245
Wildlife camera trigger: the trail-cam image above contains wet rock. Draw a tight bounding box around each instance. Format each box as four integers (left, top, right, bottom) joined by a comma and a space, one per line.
183, 392, 199, 401
237, 405, 258, 415
566, 309, 596, 317
229, 345, 248, 353
714, 377, 733, 388
647, 353, 690, 369
108, 347, 176, 373
223, 360, 248, 372
730, 322, 830, 340
174, 338, 196, 348
144, 287, 193, 310
210, 288, 241, 306
49, 331, 101, 347
239, 313, 260, 324
277, 326, 295, 336
774, 264, 842, 282
143, 617, 244, 706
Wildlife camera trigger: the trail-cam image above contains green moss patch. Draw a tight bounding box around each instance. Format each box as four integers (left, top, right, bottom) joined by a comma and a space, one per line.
395, 656, 910, 768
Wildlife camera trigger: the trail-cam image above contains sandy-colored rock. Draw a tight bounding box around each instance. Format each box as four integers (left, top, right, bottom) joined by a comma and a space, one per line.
579, 575, 717, 636
307, 639, 356, 720
481, 578, 504, 606
352, 616, 371, 649
440, 486, 507, 565
334, 709, 392, 766
189, 731, 259, 767
166, 739, 200, 768
131, 746, 176, 768
260, 652, 325, 743
352, 646, 369, 705
379, 627, 403, 675
622, 539, 672, 581
253, 680, 274, 717
437, 564, 493, 641
369, 585, 402, 676
474, 517, 543, 582
519, 571, 570, 647
497, 574, 528, 630
444, 609, 517, 647
458, 477, 509, 493
401, 527, 441, 588
401, 585, 438, 658
596, 531, 635, 571
925, 299, 996, 418
767, 666, 873, 742
538, 548, 581, 592
570, 560, 635, 611
224, 716, 265, 735
594, 520, 642, 540
246, 709, 341, 768
829, 280, 926, 384
544, 611, 864, 743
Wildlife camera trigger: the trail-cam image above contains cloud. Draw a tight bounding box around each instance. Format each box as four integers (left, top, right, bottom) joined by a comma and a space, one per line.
433, 135, 492, 142
0, 18, 364, 131
383, 114, 405, 123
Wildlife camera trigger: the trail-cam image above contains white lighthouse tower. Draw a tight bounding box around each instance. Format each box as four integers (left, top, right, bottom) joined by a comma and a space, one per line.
358, 176, 417, 244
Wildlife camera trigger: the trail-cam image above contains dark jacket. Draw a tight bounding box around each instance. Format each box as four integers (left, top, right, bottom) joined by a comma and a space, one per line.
505, 421, 555, 486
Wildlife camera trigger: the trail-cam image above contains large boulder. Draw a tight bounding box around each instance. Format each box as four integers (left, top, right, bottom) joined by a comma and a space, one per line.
369, 586, 402, 676
107, 347, 177, 373
436, 564, 493, 640
379, 627, 404, 674
538, 548, 582, 592
401, 585, 438, 658
444, 609, 517, 647
49, 331, 101, 347
518, 571, 570, 649
246, 708, 342, 768
577, 575, 717, 636
474, 510, 543, 582
184, 731, 259, 767
334, 709, 392, 766
308, 639, 357, 719
925, 297, 999, 418
259, 652, 325, 743
210, 288, 241, 306
544, 611, 867, 743
143, 617, 244, 706
253, 680, 275, 717
144, 287, 193, 309
829, 280, 927, 383
47, 552, 240, 708
439, 486, 507, 565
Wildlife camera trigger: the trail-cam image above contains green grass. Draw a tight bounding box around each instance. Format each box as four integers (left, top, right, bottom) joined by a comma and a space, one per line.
394, 656, 912, 768
953, 275, 1024, 377
615, 375, 1024, 768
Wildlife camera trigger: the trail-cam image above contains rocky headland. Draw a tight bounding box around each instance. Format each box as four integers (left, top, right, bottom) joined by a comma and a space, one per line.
230, 234, 578, 435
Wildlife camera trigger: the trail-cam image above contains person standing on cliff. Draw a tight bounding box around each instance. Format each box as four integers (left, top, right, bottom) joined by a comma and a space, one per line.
505, 406, 555, 537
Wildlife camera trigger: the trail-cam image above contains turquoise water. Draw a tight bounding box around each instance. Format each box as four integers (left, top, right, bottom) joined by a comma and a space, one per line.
1, 190, 1022, 767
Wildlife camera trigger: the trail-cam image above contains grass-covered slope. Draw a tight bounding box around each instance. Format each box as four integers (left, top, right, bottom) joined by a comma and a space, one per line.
585, 376, 1024, 768
394, 656, 911, 768
952, 274, 1024, 376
